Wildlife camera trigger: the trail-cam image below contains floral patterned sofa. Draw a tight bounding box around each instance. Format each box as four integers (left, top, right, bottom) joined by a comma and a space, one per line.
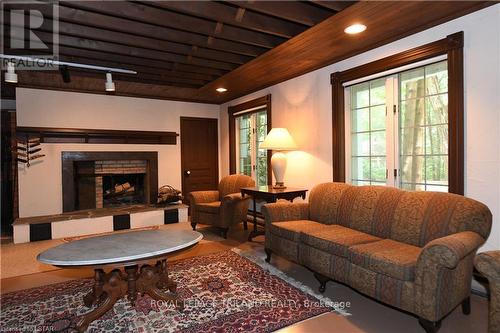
262, 182, 491, 333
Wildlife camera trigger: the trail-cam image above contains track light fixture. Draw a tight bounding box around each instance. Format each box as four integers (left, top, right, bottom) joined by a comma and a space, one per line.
1, 55, 137, 89
59, 65, 71, 83
105, 72, 115, 92
5, 61, 18, 83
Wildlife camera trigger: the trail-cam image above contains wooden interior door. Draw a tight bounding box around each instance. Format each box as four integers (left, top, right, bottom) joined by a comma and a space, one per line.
180, 117, 219, 204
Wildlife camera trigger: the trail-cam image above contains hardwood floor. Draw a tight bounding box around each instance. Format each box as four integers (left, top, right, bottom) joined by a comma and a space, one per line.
1, 222, 489, 333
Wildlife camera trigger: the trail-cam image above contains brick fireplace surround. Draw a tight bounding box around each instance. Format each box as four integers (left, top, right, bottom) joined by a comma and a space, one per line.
62, 151, 158, 212
12, 151, 189, 243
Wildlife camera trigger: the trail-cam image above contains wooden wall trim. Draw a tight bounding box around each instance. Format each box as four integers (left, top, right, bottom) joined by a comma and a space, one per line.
331, 32, 464, 194
16, 126, 178, 145
228, 94, 272, 184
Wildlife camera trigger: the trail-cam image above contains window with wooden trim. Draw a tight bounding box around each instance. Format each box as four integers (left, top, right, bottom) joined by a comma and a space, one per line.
331, 32, 464, 194
235, 110, 268, 186
229, 95, 272, 186
345, 60, 449, 192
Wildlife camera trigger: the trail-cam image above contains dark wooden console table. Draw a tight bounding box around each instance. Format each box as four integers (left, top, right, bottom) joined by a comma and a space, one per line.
241, 186, 307, 241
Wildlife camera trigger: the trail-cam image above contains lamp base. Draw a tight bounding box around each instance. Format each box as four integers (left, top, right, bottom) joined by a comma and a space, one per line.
273, 182, 286, 189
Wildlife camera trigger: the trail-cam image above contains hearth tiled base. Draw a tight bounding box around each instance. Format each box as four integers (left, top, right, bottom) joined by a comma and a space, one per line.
13, 204, 188, 244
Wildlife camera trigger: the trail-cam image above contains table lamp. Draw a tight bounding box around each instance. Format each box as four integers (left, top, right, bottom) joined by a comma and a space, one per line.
260, 128, 297, 189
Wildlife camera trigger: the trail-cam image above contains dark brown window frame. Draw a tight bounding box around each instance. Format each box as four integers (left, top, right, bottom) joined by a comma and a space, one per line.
331, 32, 464, 194
228, 94, 272, 185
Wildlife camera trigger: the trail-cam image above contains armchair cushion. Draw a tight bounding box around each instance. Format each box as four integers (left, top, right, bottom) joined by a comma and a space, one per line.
349, 239, 422, 281
269, 220, 329, 242
196, 201, 221, 214
300, 225, 381, 258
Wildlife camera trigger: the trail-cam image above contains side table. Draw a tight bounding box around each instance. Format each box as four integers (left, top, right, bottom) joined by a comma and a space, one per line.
241, 186, 307, 241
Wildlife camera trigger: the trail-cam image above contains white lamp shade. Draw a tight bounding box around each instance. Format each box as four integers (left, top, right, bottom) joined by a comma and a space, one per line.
260, 128, 297, 151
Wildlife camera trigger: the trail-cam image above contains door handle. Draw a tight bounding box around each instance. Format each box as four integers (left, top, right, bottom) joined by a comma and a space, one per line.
185, 170, 191, 176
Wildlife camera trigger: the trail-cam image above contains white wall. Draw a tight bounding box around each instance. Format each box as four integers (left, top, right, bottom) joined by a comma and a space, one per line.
16, 88, 220, 217
220, 5, 500, 251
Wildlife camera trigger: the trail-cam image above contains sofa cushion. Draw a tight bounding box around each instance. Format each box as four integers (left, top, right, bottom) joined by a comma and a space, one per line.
196, 201, 221, 214
300, 225, 382, 258
269, 220, 330, 242
349, 239, 422, 281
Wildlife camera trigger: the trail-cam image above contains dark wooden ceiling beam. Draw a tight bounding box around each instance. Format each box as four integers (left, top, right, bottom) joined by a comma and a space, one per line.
67, 69, 204, 89
57, 46, 225, 78
6, 3, 267, 57
5, 44, 224, 82
15, 71, 216, 104
6, 30, 238, 72
59, 55, 214, 83
226, 1, 334, 26
4, 46, 210, 87
60, 1, 286, 49
144, 1, 307, 38
21, 18, 253, 65
310, 1, 356, 12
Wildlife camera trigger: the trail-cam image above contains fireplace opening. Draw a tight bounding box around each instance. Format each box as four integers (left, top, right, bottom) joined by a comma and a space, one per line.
102, 174, 146, 207
62, 152, 158, 213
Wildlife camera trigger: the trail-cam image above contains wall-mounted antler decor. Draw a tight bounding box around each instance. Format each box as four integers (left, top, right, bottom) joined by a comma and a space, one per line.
16, 136, 45, 167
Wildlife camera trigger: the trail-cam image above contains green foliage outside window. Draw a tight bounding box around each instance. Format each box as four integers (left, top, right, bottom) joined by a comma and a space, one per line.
350, 60, 448, 192
237, 110, 268, 186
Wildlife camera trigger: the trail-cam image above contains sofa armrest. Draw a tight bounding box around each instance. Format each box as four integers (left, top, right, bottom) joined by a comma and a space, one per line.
413, 231, 485, 322
262, 202, 309, 223
187, 190, 219, 205
417, 231, 485, 270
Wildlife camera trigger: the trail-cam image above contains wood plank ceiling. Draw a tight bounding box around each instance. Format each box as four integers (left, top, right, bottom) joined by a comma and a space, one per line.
1, 1, 492, 104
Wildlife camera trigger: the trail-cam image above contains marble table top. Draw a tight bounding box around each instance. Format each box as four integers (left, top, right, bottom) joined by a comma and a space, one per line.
37, 229, 203, 266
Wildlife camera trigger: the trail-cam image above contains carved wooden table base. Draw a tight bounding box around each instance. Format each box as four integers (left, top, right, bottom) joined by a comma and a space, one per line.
77, 259, 182, 332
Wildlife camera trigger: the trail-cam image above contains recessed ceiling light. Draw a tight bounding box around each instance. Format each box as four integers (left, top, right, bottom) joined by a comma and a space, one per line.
344, 23, 366, 35
216, 87, 227, 93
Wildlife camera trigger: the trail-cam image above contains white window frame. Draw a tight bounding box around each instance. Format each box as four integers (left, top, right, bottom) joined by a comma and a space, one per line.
344, 56, 449, 191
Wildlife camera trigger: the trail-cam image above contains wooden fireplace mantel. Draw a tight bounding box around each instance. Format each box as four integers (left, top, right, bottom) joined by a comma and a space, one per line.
16, 126, 178, 145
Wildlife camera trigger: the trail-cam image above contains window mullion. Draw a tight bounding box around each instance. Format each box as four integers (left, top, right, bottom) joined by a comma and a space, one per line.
384, 77, 394, 187
393, 75, 400, 188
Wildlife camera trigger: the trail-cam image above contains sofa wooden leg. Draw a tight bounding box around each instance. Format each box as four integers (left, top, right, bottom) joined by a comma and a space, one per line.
221, 228, 229, 239
418, 318, 442, 333
190, 222, 197, 231
313, 272, 329, 293
264, 248, 272, 263
461, 296, 471, 315
243, 220, 248, 230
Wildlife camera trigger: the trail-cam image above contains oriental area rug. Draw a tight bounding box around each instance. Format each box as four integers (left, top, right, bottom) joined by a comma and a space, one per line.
0, 250, 340, 332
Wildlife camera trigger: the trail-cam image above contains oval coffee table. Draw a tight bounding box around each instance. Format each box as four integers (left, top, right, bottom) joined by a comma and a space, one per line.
37, 229, 203, 332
